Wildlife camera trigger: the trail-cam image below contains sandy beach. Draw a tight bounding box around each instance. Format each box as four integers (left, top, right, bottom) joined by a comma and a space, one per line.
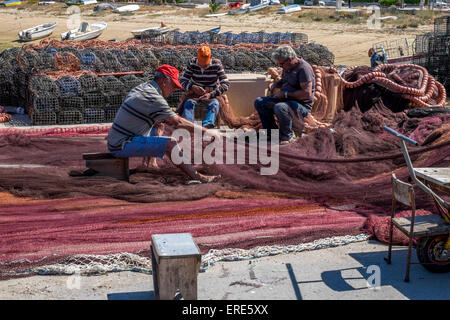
0, 4, 434, 66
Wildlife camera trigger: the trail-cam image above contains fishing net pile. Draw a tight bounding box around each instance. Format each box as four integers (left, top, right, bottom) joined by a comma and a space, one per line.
0, 39, 334, 125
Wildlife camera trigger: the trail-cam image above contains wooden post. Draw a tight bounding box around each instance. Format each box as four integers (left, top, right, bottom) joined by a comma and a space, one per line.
151, 233, 202, 300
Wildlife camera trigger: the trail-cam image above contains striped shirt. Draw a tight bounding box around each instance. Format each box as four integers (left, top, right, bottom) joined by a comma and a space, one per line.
180, 58, 230, 98
106, 80, 176, 152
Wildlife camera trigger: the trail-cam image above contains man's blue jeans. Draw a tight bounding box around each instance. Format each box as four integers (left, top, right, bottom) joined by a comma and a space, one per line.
183, 98, 220, 127
254, 96, 310, 141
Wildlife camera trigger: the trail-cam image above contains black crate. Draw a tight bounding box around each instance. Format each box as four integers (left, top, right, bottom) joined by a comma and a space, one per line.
61, 96, 84, 112
83, 92, 106, 109
105, 106, 120, 122
57, 109, 83, 125
31, 109, 57, 125
434, 16, 450, 35
83, 108, 105, 123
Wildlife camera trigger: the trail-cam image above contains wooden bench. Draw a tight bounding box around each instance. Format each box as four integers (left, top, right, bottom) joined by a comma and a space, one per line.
151, 233, 202, 300
82, 152, 129, 182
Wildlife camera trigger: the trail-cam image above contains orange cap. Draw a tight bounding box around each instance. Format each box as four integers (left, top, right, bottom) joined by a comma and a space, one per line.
197, 46, 212, 66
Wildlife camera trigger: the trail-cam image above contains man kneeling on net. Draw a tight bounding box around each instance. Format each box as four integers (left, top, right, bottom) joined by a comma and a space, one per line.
106, 64, 221, 183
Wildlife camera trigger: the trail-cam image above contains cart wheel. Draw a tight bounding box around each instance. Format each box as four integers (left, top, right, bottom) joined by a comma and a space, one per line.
416, 236, 450, 273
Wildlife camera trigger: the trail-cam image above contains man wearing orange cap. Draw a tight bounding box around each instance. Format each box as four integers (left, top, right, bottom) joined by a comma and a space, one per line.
107, 64, 220, 183
180, 45, 230, 129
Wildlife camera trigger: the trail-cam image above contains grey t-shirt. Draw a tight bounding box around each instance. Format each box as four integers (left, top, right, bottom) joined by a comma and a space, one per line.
280, 58, 315, 110
106, 80, 176, 151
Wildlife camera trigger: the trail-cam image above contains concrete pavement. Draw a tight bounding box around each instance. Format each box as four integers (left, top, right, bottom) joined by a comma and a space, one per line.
0, 240, 449, 300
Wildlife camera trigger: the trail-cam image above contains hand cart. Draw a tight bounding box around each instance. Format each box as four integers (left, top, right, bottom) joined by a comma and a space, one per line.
384, 126, 450, 278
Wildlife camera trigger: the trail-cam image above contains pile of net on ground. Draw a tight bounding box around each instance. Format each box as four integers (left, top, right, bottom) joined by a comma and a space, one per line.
0, 40, 334, 125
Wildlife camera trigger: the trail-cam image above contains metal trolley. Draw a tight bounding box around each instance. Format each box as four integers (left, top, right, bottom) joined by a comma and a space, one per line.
383, 126, 450, 281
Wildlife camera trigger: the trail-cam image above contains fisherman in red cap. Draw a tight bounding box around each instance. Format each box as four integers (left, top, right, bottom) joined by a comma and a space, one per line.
107, 64, 221, 183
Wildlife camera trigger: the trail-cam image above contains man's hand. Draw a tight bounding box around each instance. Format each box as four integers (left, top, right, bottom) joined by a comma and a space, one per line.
192, 85, 206, 96
198, 92, 212, 101
272, 90, 285, 99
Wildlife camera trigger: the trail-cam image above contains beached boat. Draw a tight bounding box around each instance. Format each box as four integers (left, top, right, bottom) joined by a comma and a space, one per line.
38, 1, 56, 5
1, 0, 22, 6
131, 26, 169, 38
66, 0, 97, 5
277, 4, 301, 13
61, 21, 107, 41
18, 22, 57, 42
93, 3, 117, 11
113, 4, 139, 13
228, 3, 250, 14
204, 12, 228, 17
203, 26, 221, 34
247, 1, 269, 12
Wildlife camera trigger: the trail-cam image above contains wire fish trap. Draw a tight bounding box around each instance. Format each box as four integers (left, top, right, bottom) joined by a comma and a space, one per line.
427, 34, 450, 56
83, 92, 106, 109
29, 75, 60, 96
56, 76, 82, 97
57, 109, 83, 125
79, 49, 103, 72
33, 94, 60, 113
166, 89, 183, 108
94, 49, 123, 73
53, 52, 80, 72
79, 73, 104, 93
129, 47, 159, 71
434, 16, 450, 35
105, 106, 120, 122
60, 96, 84, 112
31, 109, 57, 125
291, 32, 308, 45
83, 107, 105, 123
120, 74, 144, 92
112, 49, 141, 72
102, 75, 125, 92
17, 48, 43, 73
106, 91, 126, 108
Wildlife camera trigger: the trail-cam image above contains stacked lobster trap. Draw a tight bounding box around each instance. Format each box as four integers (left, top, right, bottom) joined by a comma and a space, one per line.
0, 36, 335, 126
414, 15, 450, 93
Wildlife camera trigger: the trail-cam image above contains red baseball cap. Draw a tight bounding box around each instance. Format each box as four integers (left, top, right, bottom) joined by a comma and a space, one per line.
156, 64, 182, 89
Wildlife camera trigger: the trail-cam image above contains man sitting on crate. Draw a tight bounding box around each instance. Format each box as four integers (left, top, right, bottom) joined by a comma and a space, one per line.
254, 45, 315, 145
106, 64, 221, 183
178, 45, 230, 129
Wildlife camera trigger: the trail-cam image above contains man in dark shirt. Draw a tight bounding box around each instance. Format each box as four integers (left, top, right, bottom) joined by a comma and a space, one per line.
254, 45, 315, 145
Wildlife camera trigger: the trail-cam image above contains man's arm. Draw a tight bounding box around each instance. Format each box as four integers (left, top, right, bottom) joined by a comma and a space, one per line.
180, 61, 195, 91
163, 114, 209, 136
210, 61, 229, 98
273, 81, 312, 101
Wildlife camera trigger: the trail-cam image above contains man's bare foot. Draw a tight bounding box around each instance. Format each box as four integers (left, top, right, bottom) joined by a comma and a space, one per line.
198, 174, 221, 183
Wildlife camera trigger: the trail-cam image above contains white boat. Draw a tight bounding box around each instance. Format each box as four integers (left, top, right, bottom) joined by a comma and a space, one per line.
82, 0, 97, 4
205, 12, 228, 17
277, 4, 301, 13
247, 1, 269, 12
113, 4, 139, 13
18, 22, 57, 42
38, 1, 55, 5
61, 21, 107, 41
131, 26, 169, 37
228, 3, 250, 14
